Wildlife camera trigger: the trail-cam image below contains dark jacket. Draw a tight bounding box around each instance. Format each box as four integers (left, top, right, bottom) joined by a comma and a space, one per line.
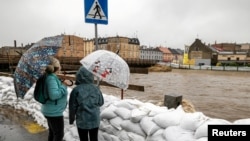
69, 66, 104, 129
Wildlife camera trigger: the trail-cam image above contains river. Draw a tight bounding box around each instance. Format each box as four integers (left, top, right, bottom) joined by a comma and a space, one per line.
100, 69, 250, 122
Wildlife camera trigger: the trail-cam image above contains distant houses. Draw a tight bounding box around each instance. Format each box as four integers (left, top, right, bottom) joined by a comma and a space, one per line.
1, 34, 250, 67
184, 38, 250, 66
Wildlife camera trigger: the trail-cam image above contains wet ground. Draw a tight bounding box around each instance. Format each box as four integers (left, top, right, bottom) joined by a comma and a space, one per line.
0, 105, 48, 141
100, 69, 250, 122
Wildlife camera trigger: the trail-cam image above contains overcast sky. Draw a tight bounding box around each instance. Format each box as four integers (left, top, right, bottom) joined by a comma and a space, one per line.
1, 0, 250, 49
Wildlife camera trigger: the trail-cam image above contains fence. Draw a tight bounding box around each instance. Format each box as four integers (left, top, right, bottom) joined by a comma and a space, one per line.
160, 62, 250, 72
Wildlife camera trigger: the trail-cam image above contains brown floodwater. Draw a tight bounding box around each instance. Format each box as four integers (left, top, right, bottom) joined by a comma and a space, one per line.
100, 69, 250, 122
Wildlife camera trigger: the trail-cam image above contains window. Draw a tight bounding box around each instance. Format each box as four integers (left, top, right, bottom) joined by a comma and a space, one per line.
195, 47, 199, 51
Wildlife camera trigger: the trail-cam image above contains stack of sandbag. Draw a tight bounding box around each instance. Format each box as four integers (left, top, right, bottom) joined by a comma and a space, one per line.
96, 94, 230, 141
3, 76, 249, 141
0, 76, 48, 128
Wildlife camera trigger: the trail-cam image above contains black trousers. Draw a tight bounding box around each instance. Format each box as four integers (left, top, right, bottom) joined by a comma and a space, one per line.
77, 127, 99, 141
45, 116, 64, 141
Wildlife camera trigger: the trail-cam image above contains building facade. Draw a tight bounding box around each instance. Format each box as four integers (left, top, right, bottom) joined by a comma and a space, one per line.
96, 36, 140, 60
56, 35, 85, 58
140, 46, 163, 62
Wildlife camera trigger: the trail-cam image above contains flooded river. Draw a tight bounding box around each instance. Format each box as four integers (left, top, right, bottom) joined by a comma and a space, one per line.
100, 69, 250, 122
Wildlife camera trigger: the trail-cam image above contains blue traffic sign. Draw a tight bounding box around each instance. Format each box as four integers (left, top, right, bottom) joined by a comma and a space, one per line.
84, 0, 108, 24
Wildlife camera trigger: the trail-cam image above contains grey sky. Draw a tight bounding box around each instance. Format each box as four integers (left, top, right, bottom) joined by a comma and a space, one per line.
1, 0, 250, 49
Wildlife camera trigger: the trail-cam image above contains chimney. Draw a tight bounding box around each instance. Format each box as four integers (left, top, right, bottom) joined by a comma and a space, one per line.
14, 40, 17, 47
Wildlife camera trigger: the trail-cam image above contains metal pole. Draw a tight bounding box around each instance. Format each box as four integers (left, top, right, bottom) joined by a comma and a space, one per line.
94, 23, 100, 86
95, 23, 98, 50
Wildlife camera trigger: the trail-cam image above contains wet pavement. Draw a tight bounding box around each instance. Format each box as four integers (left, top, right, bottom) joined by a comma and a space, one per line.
0, 105, 48, 141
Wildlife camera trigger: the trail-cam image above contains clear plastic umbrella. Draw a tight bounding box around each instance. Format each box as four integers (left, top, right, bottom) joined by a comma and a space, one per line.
80, 49, 130, 90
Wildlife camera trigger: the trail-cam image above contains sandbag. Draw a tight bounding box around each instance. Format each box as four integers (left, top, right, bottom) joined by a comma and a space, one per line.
121, 120, 146, 137
153, 109, 185, 128
180, 112, 209, 131
140, 117, 161, 136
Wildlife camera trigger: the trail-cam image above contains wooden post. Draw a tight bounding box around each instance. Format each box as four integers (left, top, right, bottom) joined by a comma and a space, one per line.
164, 94, 182, 109
121, 89, 124, 100
7, 52, 13, 74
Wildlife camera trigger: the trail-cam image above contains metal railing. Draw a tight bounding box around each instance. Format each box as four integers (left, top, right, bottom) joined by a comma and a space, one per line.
159, 62, 250, 72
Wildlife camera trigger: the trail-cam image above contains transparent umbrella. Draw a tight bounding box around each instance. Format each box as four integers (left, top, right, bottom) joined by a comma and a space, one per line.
80, 49, 130, 90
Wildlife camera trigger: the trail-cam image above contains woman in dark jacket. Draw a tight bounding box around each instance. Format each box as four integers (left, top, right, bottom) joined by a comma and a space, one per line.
69, 66, 104, 141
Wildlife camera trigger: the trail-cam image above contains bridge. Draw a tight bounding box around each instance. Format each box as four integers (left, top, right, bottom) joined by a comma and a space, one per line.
0, 56, 156, 73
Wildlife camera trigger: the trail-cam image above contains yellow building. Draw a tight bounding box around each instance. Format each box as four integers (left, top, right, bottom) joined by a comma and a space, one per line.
217, 52, 247, 64
56, 35, 85, 58
96, 36, 140, 60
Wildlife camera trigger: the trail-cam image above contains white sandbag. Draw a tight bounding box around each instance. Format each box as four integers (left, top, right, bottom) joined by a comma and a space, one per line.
69, 126, 79, 137
146, 133, 165, 141
101, 104, 117, 119
98, 130, 105, 141
125, 99, 145, 108
233, 118, 250, 124
103, 94, 120, 102
110, 134, 122, 141
64, 132, 79, 141
146, 129, 165, 141
100, 120, 120, 135
195, 137, 208, 141
153, 109, 185, 128
163, 126, 196, 141
102, 132, 112, 141
121, 120, 146, 137
101, 94, 119, 111
113, 99, 137, 110
131, 107, 150, 122
110, 116, 123, 130
117, 130, 130, 141
127, 132, 145, 141
114, 107, 132, 120
194, 118, 232, 139
148, 106, 169, 117
180, 112, 209, 131
140, 117, 161, 136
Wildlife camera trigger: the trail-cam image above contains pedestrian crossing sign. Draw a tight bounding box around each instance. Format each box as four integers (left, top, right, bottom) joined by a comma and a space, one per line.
84, 0, 108, 25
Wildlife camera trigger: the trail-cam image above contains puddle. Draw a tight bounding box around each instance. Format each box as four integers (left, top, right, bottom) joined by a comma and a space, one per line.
0, 105, 46, 134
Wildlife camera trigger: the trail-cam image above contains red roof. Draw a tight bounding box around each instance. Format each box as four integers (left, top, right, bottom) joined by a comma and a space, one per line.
158, 47, 171, 53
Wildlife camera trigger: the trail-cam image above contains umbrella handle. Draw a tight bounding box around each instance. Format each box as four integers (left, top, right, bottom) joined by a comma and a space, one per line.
59, 71, 74, 86
60, 78, 74, 86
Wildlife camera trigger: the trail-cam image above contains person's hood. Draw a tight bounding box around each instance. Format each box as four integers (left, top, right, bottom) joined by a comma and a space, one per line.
75, 66, 94, 85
